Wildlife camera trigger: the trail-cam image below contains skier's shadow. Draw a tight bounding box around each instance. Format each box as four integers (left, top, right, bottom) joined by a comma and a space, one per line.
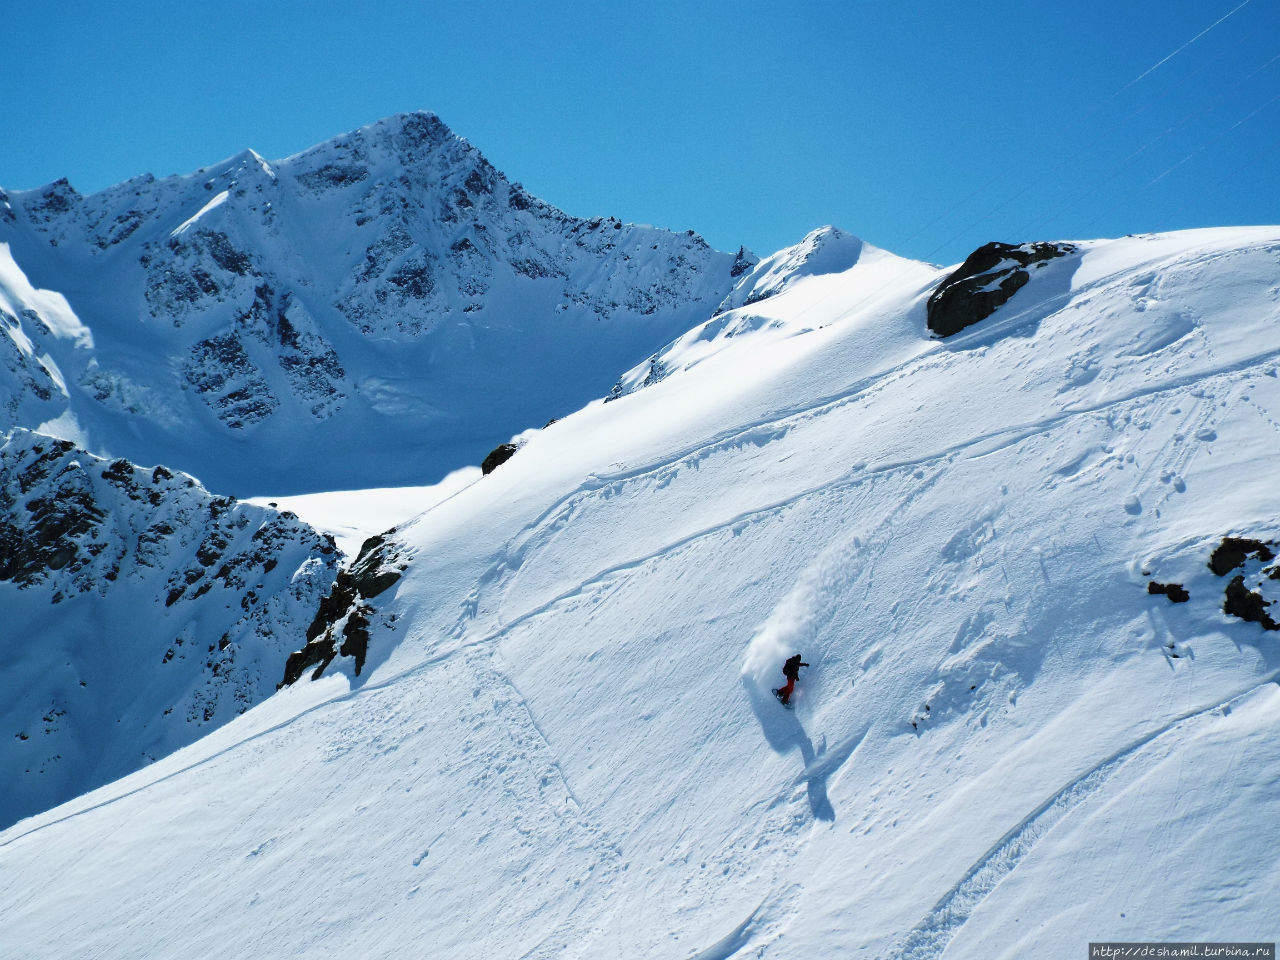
743, 681, 835, 822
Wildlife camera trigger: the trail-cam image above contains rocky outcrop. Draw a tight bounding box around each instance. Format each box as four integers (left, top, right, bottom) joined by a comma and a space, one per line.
281, 533, 406, 685
481, 442, 520, 475
927, 241, 1076, 338
1208, 535, 1279, 630
1208, 537, 1274, 577
1147, 580, 1189, 603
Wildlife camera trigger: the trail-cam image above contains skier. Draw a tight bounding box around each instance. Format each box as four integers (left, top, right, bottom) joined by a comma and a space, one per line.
774, 653, 809, 706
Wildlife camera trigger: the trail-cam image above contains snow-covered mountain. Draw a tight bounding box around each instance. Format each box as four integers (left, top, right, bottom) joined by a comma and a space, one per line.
4, 219, 1278, 958
0, 113, 750, 495
0, 430, 341, 829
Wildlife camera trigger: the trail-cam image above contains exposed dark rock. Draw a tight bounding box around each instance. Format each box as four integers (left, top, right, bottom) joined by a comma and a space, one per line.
349, 534, 403, 599
1224, 576, 1279, 630
730, 246, 757, 278
508, 184, 533, 210
387, 261, 435, 299
1201, 534, 1280, 632
280, 533, 404, 685
339, 606, 373, 676
295, 163, 369, 191
24, 179, 83, 224
464, 168, 493, 195
184, 334, 278, 428
1148, 581, 1190, 603
392, 112, 451, 154
927, 241, 1076, 338
482, 443, 520, 475
0, 466, 105, 587
1208, 537, 1275, 576
199, 230, 253, 276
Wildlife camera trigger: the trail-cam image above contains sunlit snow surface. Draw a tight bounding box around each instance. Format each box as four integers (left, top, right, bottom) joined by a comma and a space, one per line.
4, 227, 1280, 958
245, 466, 479, 557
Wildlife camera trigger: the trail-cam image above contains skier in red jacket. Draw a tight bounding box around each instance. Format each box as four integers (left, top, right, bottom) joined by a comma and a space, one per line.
774, 653, 809, 706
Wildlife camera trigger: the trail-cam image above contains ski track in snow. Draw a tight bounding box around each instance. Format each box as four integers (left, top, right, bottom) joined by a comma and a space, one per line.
453, 340, 1280, 663
4, 232, 1278, 960
892, 671, 1280, 960
9, 276, 1276, 855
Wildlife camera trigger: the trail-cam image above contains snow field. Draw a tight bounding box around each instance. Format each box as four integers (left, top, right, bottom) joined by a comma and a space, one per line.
3, 226, 1280, 958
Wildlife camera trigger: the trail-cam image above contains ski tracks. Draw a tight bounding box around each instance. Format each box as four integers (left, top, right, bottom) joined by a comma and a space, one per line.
893, 670, 1280, 960
478, 651, 634, 957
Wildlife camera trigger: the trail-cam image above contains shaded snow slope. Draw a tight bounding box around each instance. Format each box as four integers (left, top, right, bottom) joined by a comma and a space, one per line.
0, 431, 340, 829
3, 227, 1280, 958
0, 113, 747, 495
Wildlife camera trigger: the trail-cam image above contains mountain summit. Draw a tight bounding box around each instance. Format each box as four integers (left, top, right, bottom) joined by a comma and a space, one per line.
0, 112, 750, 495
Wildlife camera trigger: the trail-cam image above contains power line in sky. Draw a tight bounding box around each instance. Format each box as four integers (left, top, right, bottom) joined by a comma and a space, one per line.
1119, 0, 1254, 94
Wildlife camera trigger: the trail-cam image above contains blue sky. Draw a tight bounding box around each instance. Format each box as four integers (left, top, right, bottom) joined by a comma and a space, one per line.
4, 0, 1278, 265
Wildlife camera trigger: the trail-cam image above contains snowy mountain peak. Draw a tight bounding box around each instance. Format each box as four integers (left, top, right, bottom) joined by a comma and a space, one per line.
202, 147, 277, 185
0, 114, 746, 493
608, 226, 935, 402
714, 224, 869, 314
14, 177, 84, 229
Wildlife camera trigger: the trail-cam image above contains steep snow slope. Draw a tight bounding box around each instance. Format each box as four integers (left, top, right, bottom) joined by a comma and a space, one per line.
3, 227, 1280, 958
0, 244, 91, 440
0, 431, 340, 830
608, 226, 913, 401
0, 113, 749, 494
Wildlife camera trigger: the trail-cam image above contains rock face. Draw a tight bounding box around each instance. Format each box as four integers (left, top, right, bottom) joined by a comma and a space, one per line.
0, 112, 745, 494
1147, 580, 1190, 603
481, 441, 520, 474
1208, 535, 1279, 630
926, 241, 1076, 338
0, 429, 341, 829
281, 532, 406, 685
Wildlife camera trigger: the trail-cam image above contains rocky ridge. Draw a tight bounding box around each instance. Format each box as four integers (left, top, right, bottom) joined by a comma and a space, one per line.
0, 429, 341, 829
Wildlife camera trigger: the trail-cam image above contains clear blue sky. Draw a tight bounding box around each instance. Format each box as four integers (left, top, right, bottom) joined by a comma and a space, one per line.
4, 0, 1278, 265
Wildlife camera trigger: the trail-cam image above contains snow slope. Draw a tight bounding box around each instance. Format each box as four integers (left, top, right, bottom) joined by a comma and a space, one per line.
3, 226, 1280, 958
0, 113, 748, 495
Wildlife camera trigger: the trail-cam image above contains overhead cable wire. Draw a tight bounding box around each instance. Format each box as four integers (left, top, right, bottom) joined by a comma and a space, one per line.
1155, 129, 1280, 227
1118, 0, 1254, 95
1016, 47, 1280, 240
886, 42, 1239, 258
803, 0, 1273, 334
1147, 88, 1280, 187
1080, 88, 1280, 239
890, 0, 1261, 259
